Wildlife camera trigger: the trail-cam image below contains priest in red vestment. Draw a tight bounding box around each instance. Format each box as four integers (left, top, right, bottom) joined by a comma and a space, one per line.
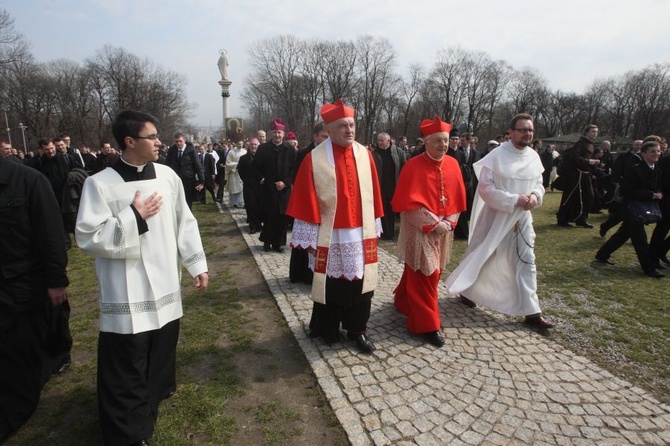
286, 99, 384, 354
391, 116, 466, 347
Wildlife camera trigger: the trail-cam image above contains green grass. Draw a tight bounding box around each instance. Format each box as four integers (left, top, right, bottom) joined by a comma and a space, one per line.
254, 401, 303, 446
443, 192, 670, 403
6, 203, 341, 446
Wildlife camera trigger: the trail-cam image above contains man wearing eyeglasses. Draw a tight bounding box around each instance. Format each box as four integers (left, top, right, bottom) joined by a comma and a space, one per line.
446, 113, 555, 331
556, 125, 600, 228
75, 110, 209, 446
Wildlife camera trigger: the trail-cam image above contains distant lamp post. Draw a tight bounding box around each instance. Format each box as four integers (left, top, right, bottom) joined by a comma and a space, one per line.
3, 110, 11, 147
18, 122, 28, 151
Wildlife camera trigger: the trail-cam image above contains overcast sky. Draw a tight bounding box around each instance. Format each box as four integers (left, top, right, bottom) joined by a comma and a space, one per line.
6, 0, 670, 128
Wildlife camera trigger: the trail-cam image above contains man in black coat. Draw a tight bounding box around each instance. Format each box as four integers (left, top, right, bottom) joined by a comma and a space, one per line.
215, 143, 229, 202
599, 140, 643, 237
197, 144, 219, 204
455, 132, 480, 239
165, 133, 204, 209
238, 138, 263, 234
371, 132, 406, 240
556, 125, 600, 228
596, 141, 664, 278
0, 155, 70, 442
253, 118, 296, 252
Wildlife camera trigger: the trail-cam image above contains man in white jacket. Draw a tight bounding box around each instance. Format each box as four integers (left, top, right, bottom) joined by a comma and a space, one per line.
76, 110, 208, 446
445, 113, 554, 331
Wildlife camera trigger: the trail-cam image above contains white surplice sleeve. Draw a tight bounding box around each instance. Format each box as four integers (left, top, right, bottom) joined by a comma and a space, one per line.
75, 176, 141, 260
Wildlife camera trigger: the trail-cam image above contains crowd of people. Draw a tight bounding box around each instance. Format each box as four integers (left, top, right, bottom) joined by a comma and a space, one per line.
3, 102, 670, 445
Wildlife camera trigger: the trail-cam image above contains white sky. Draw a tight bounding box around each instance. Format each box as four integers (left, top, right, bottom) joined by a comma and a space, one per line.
6, 0, 670, 127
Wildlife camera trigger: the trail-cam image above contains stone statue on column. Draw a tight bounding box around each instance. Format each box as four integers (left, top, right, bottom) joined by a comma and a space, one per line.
218, 50, 229, 81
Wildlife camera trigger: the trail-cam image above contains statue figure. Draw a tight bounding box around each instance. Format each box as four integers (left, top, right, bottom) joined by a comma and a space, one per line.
217, 50, 229, 81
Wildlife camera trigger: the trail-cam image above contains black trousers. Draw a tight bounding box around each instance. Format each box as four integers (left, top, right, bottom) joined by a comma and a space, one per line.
309, 278, 373, 344
259, 212, 287, 248
0, 306, 47, 437
98, 319, 179, 446
199, 179, 217, 204
597, 215, 656, 273
289, 248, 313, 284
43, 299, 72, 381
380, 201, 396, 240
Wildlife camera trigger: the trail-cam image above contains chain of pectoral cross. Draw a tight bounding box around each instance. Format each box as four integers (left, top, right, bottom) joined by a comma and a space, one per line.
437, 165, 447, 206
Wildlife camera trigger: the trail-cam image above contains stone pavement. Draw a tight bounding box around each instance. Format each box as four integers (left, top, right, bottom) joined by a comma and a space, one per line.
225, 205, 670, 445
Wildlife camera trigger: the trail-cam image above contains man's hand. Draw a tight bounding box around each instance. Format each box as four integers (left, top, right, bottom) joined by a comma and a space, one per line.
521, 193, 539, 211
433, 221, 450, 235
195, 184, 204, 191
48, 287, 68, 306
275, 181, 286, 191
194, 273, 209, 290
133, 191, 163, 219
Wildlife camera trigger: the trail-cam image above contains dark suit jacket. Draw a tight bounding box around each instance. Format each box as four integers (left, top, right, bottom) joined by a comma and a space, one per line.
165, 143, 204, 186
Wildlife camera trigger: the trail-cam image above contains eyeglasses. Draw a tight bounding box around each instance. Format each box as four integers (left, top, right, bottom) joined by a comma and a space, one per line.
513, 128, 534, 133
133, 134, 160, 140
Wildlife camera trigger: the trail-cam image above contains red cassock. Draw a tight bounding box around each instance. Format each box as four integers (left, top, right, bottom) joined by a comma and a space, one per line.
391, 152, 466, 222
287, 143, 384, 229
391, 152, 466, 333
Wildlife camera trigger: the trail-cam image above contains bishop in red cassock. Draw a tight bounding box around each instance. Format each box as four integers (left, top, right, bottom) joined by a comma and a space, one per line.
391, 116, 466, 347
287, 99, 383, 354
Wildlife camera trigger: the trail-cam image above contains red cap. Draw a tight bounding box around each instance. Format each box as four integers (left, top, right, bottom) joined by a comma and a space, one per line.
419, 116, 452, 137
285, 132, 297, 141
269, 118, 286, 131
320, 99, 355, 124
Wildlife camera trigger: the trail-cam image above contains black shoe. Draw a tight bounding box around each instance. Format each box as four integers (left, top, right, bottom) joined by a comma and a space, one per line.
130, 440, 150, 446
347, 332, 375, 353
575, 221, 594, 228
272, 246, 284, 253
249, 229, 258, 234
458, 295, 476, 308
645, 269, 665, 279
557, 222, 572, 227
660, 255, 670, 266
424, 331, 445, 347
594, 256, 615, 265
599, 226, 607, 238
524, 315, 555, 329
263, 243, 271, 252
54, 354, 71, 374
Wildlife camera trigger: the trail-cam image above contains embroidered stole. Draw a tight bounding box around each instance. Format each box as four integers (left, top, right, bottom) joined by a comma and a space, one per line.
311, 139, 378, 304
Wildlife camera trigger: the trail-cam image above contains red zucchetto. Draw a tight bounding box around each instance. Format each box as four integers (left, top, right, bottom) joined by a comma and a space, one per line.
269, 118, 286, 131
320, 99, 355, 124
285, 132, 297, 141
419, 116, 452, 137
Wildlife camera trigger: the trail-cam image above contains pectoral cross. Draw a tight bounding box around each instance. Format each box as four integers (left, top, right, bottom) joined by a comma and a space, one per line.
440, 195, 447, 206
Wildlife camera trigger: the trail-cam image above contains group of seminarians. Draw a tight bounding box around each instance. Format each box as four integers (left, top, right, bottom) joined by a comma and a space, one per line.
2, 100, 554, 446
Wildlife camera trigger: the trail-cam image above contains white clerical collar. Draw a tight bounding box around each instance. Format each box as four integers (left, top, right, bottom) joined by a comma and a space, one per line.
120, 155, 147, 172
426, 152, 444, 162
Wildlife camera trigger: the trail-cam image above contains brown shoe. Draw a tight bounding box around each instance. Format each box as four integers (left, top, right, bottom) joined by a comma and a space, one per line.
524, 315, 555, 329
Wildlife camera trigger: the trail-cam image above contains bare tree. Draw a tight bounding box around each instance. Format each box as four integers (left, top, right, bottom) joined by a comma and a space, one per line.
246, 35, 306, 130
397, 64, 425, 137
0, 8, 30, 67
86, 45, 192, 141
354, 36, 397, 142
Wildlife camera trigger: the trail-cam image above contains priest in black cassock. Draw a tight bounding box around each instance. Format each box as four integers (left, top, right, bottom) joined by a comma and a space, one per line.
253, 118, 296, 253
